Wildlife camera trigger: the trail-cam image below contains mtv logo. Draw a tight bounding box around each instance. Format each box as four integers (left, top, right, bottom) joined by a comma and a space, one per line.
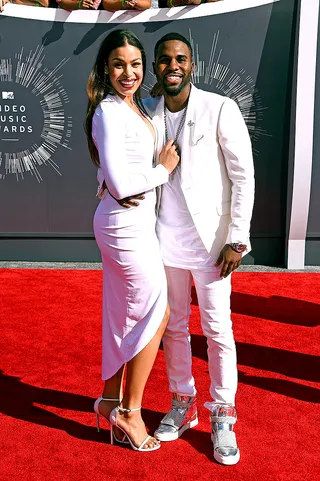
2, 92, 14, 100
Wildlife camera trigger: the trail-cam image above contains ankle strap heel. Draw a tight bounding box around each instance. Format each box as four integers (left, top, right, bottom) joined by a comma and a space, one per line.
118, 406, 141, 413
94, 396, 121, 433
109, 406, 161, 452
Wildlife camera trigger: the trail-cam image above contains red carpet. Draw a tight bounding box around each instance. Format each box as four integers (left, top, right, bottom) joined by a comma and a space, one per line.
0, 269, 319, 481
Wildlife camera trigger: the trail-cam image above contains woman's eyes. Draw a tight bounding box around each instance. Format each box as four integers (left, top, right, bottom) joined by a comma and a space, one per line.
113, 63, 142, 68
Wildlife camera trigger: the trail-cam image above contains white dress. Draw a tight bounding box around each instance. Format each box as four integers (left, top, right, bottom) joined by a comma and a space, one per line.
92, 94, 169, 380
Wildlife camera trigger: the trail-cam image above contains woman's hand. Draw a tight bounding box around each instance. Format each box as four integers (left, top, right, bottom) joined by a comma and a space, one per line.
159, 139, 180, 174
124, 0, 137, 7
79, 0, 95, 8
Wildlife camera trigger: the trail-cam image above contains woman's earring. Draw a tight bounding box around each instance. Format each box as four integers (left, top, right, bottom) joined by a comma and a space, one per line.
104, 70, 109, 85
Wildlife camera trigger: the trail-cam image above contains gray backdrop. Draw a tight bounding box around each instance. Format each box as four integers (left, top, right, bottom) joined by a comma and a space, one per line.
306, 5, 320, 265
0, 1, 299, 264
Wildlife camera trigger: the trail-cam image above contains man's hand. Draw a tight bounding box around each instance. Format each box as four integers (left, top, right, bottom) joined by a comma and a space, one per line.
215, 244, 242, 278
116, 193, 145, 209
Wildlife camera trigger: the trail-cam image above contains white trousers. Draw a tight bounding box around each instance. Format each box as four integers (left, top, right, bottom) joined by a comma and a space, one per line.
163, 266, 237, 409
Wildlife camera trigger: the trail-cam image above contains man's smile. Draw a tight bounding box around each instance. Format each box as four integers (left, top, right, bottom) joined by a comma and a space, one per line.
165, 74, 183, 85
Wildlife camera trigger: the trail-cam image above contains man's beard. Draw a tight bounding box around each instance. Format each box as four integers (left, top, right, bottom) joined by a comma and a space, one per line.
161, 74, 191, 97
163, 84, 184, 96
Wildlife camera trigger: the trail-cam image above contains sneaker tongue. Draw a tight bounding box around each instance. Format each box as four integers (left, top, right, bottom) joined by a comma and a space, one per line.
216, 406, 236, 417
173, 393, 193, 402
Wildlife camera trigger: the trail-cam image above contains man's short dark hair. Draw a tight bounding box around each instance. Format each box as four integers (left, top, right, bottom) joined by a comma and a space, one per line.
154, 33, 193, 59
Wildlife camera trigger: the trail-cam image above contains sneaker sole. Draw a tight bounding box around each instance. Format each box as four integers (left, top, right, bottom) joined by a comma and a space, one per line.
154, 417, 199, 442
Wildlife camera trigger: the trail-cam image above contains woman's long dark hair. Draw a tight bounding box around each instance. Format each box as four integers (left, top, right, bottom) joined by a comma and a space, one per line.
85, 29, 148, 167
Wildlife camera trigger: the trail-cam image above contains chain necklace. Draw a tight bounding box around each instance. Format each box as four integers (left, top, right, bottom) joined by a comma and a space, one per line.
164, 105, 187, 160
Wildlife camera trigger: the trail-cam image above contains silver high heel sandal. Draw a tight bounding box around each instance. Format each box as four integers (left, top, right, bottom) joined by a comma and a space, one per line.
94, 396, 129, 444
109, 406, 161, 452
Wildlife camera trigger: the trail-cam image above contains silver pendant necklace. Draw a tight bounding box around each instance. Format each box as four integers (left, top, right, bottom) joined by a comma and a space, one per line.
164, 105, 187, 160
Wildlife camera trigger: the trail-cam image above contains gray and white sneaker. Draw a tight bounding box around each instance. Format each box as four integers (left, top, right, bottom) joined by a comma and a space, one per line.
211, 404, 240, 465
154, 393, 198, 441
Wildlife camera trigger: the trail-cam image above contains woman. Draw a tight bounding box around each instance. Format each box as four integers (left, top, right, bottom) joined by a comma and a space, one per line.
85, 29, 179, 452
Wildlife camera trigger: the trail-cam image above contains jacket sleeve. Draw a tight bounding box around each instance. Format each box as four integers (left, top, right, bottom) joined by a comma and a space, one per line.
93, 101, 168, 200
217, 97, 255, 245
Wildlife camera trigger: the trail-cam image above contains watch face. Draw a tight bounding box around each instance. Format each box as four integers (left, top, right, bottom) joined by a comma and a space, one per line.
231, 243, 247, 253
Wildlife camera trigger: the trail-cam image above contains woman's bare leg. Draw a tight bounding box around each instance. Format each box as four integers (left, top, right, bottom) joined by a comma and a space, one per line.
102, 366, 125, 400
97, 365, 125, 440
97, 365, 124, 419
116, 305, 170, 449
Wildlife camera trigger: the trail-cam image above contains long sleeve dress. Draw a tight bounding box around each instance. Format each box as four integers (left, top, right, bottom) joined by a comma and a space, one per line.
92, 94, 169, 380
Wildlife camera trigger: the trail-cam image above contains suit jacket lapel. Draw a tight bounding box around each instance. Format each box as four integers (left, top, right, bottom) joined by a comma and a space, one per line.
180, 84, 199, 187
151, 86, 203, 179
152, 96, 165, 165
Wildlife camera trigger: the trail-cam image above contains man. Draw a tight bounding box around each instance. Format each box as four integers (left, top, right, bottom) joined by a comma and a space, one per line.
123, 32, 254, 465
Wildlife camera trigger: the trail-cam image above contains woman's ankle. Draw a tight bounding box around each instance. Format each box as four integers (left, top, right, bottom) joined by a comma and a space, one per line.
101, 389, 121, 400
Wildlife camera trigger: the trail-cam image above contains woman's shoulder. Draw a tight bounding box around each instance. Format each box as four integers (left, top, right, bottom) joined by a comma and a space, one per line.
94, 95, 122, 121
99, 94, 119, 111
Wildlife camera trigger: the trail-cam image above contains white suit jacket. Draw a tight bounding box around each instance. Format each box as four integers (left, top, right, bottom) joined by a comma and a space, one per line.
143, 85, 255, 261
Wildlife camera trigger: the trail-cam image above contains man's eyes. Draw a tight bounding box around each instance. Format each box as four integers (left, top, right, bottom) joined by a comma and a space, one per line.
159, 57, 187, 64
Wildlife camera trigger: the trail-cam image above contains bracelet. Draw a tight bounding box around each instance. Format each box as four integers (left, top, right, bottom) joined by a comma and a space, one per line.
121, 0, 125, 7
169, 0, 175, 6
78, 1, 81, 7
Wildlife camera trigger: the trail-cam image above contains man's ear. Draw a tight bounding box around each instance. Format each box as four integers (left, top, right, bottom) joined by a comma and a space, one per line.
191, 61, 195, 73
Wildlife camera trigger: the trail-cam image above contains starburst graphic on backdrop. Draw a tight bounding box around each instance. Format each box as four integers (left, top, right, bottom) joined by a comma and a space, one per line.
143, 30, 270, 156
0, 45, 72, 182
